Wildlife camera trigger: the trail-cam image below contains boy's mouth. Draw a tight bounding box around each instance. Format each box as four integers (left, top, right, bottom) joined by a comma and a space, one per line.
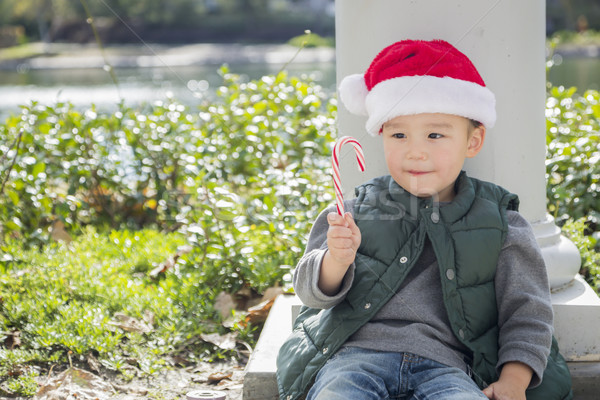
407, 170, 430, 176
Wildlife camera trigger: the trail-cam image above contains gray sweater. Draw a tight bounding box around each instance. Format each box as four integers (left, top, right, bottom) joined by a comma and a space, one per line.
293, 198, 553, 387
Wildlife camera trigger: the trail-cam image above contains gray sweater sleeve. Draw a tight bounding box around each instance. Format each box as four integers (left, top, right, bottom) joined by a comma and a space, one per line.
495, 210, 553, 388
292, 199, 357, 309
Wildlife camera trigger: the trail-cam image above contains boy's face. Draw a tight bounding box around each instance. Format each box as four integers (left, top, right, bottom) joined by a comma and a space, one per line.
381, 113, 485, 202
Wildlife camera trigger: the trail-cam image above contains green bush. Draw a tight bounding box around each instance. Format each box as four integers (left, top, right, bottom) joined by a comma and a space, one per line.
546, 86, 600, 238
0, 67, 336, 266
546, 85, 599, 290
0, 68, 338, 394
562, 218, 600, 292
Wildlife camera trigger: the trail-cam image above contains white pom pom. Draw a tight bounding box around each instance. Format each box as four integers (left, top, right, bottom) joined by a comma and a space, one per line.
338, 74, 369, 116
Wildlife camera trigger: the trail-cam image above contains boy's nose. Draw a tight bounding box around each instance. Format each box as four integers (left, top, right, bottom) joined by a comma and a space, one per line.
407, 148, 427, 160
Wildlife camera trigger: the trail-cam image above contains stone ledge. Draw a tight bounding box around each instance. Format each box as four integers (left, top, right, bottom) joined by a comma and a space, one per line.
243, 294, 599, 399
243, 295, 302, 400
552, 275, 600, 361
567, 361, 600, 400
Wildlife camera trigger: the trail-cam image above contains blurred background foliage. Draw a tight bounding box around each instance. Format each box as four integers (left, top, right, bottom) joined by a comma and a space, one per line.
1, 0, 599, 46
0, 0, 335, 45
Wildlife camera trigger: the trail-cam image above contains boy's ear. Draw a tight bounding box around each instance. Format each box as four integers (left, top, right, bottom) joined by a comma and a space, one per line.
466, 126, 486, 158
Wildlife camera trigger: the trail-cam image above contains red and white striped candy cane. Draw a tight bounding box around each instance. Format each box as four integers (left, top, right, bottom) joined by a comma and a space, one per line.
332, 136, 366, 215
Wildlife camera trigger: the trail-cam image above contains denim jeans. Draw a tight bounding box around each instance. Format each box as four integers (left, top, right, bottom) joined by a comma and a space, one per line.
307, 346, 488, 400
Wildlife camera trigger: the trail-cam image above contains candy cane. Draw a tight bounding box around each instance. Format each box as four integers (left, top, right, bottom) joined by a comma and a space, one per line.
332, 136, 366, 215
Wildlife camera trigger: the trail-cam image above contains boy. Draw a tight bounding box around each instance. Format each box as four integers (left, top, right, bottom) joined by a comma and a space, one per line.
276, 40, 572, 400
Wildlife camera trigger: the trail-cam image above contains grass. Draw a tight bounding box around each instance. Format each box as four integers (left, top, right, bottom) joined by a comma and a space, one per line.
0, 227, 256, 396
0, 349, 42, 396
0, 42, 53, 61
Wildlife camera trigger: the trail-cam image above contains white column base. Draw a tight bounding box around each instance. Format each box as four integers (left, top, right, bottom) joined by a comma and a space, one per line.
552, 275, 600, 361
532, 214, 581, 289
532, 214, 600, 360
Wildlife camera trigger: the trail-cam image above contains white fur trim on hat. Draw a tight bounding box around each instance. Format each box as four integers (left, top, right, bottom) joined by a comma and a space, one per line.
338, 74, 369, 116
363, 75, 496, 136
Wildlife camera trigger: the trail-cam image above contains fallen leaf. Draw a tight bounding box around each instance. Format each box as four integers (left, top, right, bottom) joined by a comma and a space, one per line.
207, 371, 232, 383
36, 367, 114, 400
261, 286, 284, 302
86, 353, 101, 374
108, 312, 153, 334
112, 382, 148, 395
245, 298, 274, 325
200, 332, 236, 351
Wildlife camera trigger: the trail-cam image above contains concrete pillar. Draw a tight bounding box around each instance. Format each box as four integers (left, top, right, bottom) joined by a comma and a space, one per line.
335, 0, 600, 361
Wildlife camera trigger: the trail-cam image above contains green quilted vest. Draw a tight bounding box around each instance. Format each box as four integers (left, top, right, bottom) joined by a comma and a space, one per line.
276, 173, 572, 400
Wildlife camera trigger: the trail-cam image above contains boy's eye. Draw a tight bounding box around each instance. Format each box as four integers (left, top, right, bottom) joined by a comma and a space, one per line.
392, 133, 406, 139
429, 133, 443, 139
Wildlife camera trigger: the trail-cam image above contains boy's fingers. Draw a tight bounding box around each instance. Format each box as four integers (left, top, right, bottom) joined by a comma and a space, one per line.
327, 212, 348, 226
482, 386, 493, 399
328, 225, 352, 238
328, 238, 354, 249
344, 212, 361, 235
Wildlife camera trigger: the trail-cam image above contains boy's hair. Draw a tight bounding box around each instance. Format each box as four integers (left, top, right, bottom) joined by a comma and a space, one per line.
469, 119, 483, 129
338, 40, 496, 136
467, 119, 484, 139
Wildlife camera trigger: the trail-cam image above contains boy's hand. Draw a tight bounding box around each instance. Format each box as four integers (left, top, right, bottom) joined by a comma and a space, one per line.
326, 212, 361, 267
482, 362, 532, 400
317, 212, 361, 295
482, 381, 525, 400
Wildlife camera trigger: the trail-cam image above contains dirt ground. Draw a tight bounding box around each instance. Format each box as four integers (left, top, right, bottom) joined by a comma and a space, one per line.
107, 360, 245, 400
1, 360, 245, 400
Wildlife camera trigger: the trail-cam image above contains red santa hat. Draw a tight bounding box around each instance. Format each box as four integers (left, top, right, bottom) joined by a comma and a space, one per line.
338, 39, 496, 136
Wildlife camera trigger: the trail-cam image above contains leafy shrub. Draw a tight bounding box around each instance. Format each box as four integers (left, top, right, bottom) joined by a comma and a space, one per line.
546, 86, 600, 239
561, 218, 600, 292
0, 67, 336, 287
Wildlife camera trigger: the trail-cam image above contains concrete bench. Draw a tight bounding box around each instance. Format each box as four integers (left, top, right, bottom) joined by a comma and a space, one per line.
243, 294, 600, 400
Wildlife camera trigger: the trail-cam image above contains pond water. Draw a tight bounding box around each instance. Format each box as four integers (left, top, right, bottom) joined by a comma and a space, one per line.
547, 56, 600, 93
0, 56, 598, 121
0, 62, 337, 120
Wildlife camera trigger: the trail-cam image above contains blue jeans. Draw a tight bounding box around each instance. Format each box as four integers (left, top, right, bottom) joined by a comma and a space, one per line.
307, 347, 488, 400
